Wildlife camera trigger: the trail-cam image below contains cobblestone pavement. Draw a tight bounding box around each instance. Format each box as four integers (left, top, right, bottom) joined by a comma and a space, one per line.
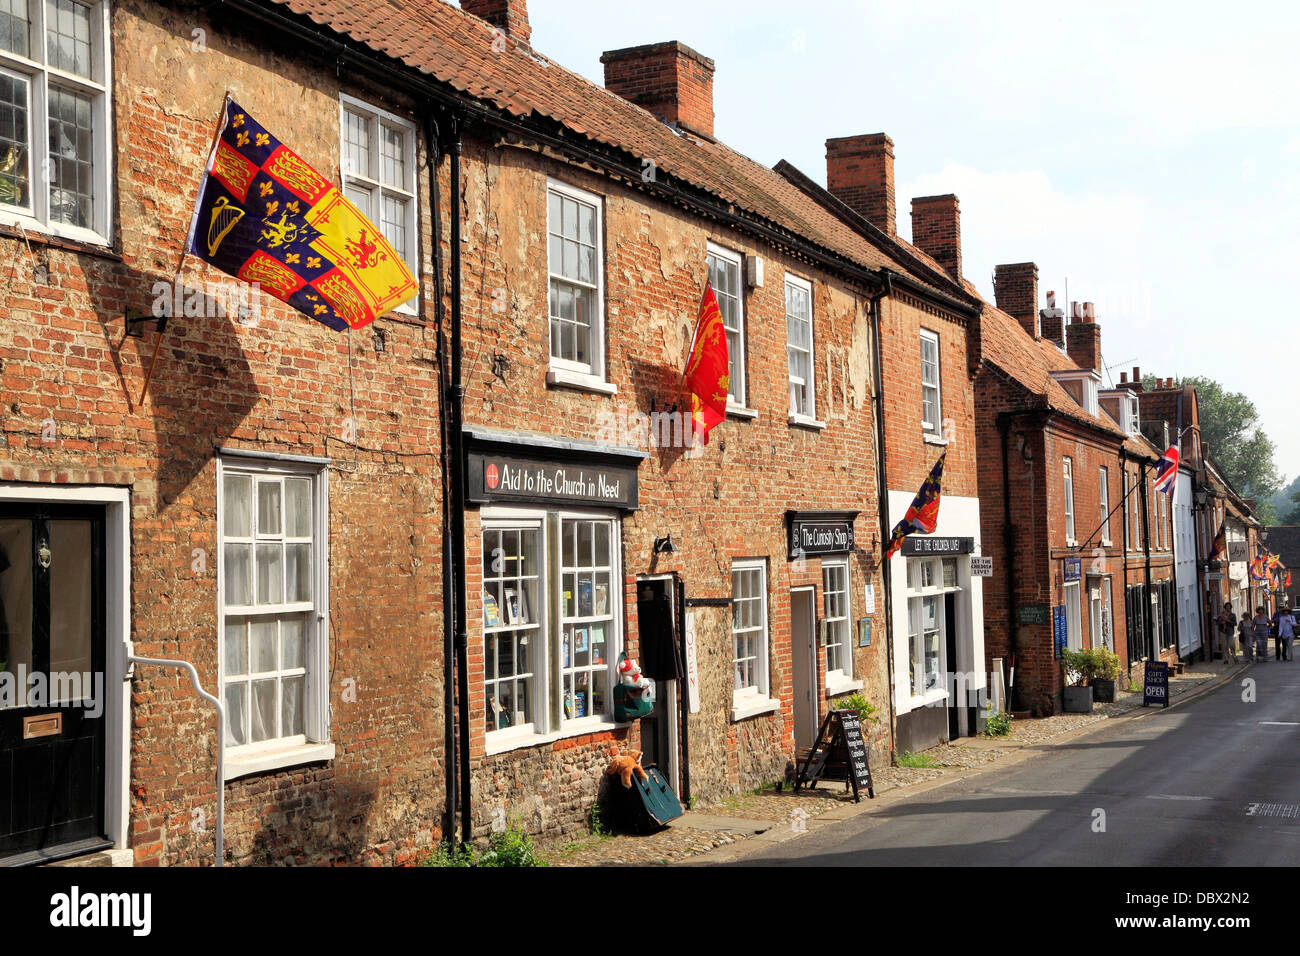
540, 658, 1243, 866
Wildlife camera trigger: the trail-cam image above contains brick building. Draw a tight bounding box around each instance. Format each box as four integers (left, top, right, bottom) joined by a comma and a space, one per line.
970, 262, 1175, 714
4, 0, 1018, 863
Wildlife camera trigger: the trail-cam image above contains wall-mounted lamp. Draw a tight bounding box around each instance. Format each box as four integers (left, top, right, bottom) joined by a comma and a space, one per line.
653, 533, 678, 555
372, 328, 387, 353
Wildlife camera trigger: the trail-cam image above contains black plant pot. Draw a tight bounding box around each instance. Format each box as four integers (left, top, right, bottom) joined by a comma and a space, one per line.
1092, 679, 1116, 703
1063, 685, 1094, 713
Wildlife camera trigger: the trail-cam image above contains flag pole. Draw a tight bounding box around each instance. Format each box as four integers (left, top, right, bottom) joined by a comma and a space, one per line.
138, 94, 231, 407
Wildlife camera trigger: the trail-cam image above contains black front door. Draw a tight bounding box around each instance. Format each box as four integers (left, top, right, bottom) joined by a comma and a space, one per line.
0, 503, 107, 862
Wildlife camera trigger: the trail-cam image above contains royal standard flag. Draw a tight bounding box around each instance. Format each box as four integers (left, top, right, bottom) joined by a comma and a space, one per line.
885, 449, 947, 559
186, 98, 417, 331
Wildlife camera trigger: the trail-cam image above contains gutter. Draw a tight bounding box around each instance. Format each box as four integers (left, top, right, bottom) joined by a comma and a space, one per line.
216, 0, 899, 299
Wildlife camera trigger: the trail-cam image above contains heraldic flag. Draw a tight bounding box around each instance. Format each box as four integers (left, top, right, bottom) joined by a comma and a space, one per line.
684, 280, 729, 445
186, 98, 418, 331
1210, 521, 1226, 561
885, 449, 947, 559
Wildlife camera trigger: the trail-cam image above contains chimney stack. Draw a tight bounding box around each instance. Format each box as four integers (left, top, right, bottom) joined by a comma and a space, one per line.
825, 134, 896, 236
910, 194, 962, 280
460, 0, 531, 45
1039, 289, 1065, 345
1065, 303, 1101, 372
601, 42, 715, 138
994, 262, 1040, 338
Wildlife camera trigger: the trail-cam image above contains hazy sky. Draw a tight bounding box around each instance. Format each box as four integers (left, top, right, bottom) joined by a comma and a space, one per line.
486, 1, 1300, 483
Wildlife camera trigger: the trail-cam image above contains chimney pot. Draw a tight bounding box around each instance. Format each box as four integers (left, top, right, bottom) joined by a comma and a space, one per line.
1084, 301, 1095, 320
1132, 366, 1141, 383
460, 0, 531, 45
994, 262, 1039, 339
601, 41, 715, 138
1120, 372, 1129, 384
1046, 290, 1056, 309
910, 194, 962, 281
825, 134, 896, 236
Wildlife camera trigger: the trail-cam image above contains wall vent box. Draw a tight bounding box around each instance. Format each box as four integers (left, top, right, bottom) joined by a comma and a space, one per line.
745, 255, 764, 288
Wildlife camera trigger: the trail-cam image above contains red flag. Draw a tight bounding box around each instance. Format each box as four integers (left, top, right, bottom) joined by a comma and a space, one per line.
885, 450, 947, 559
1209, 522, 1226, 561
684, 281, 729, 445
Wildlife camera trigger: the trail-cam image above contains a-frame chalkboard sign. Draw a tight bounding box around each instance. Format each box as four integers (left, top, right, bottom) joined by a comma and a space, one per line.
794, 709, 875, 802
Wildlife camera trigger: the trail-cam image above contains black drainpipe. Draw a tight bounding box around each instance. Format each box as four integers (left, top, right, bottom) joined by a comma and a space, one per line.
869, 272, 896, 756
447, 123, 473, 845
428, 111, 458, 843
1120, 447, 1130, 676
997, 413, 1019, 711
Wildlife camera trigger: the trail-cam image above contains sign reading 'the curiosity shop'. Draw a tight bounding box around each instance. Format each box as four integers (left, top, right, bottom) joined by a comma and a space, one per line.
787, 511, 858, 559
467, 452, 639, 509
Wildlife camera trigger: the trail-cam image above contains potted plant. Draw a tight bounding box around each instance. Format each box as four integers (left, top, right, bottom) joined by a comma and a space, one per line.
1061, 648, 1095, 713
1091, 646, 1120, 702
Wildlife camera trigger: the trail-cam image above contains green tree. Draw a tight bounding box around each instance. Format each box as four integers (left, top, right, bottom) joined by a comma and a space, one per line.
1142, 375, 1281, 500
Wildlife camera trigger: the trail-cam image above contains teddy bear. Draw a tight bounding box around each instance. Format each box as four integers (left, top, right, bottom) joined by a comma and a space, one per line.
618, 657, 651, 697
605, 749, 649, 789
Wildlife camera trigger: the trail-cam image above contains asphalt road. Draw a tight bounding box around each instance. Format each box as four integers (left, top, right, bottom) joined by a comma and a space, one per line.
731, 662, 1300, 866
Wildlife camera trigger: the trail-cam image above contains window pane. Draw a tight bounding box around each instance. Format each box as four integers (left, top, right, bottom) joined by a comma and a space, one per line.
47, 519, 92, 675
380, 123, 404, 187
381, 193, 407, 263
0, 0, 29, 57
224, 683, 247, 746
255, 542, 283, 605
250, 619, 277, 673
224, 620, 246, 676
285, 477, 311, 537
250, 679, 276, 742
223, 543, 252, 605
281, 675, 304, 737
286, 542, 311, 602
344, 182, 371, 215
281, 616, 305, 669
257, 480, 282, 535
47, 84, 93, 227
223, 474, 252, 537
0, 71, 29, 209
46, 0, 92, 79
343, 108, 370, 179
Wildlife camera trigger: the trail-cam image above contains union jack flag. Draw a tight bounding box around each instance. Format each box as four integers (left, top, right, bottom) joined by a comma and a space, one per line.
1153, 444, 1179, 497
885, 450, 946, 559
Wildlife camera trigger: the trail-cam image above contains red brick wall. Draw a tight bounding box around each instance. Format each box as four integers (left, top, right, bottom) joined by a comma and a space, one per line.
1, 0, 447, 865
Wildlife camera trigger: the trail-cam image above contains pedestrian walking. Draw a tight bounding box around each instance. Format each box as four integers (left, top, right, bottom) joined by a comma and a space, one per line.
1253, 606, 1271, 661
1216, 602, 1238, 663
1277, 606, 1296, 662
1240, 614, 1254, 662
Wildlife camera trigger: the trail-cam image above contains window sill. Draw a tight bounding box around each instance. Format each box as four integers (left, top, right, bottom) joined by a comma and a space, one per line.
787, 413, 827, 431
923, 434, 950, 446
484, 717, 621, 756
547, 368, 618, 395
224, 741, 335, 782
730, 694, 780, 722
726, 403, 758, 421
0, 218, 119, 261
826, 676, 863, 698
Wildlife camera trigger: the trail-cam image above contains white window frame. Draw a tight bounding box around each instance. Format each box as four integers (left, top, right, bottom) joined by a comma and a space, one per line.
545, 178, 608, 389
0, 0, 112, 244
339, 93, 417, 316
785, 273, 820, 426
1099, 466, 1111, 546
217, 455, 333, 780
481, 515, 546, 745
1063, 456, 1076, 545
920, 328, 943, 435
480, 506, 624, 755
707, 241, 748, 412
1064, 580, 1082, 651
904, 556, 960, 703
1157, 486, 1167, 552
822, 559, 858, 696
731, 559, 772, 712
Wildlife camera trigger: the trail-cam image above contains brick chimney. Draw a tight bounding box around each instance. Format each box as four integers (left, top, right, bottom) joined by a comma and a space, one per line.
1065, 301, 1102, 371
825, 134, 896, 236
911, 195, 961, 280
994, 262, 1039, 338
601, 42, 715, 138
460, 0, 531, 45
1039, 290, 1065, 346
1130, 366, 1143, 392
